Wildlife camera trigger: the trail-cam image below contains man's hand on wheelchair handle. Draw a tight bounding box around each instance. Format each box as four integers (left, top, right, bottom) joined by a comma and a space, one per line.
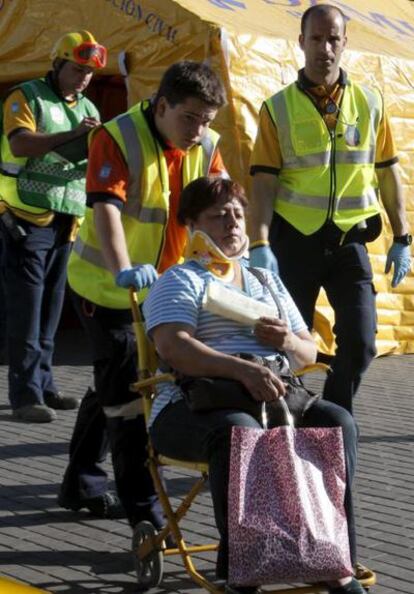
115, 264, 158, 291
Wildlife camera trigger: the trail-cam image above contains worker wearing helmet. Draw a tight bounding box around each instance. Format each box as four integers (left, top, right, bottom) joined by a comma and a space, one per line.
0, 31, 106, 423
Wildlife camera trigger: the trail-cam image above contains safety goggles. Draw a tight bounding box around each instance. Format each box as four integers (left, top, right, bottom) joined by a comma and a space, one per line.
73, 42, 107, 68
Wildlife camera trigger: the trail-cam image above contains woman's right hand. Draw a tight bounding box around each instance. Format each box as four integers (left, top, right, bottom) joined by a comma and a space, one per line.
234, 361, 286, 402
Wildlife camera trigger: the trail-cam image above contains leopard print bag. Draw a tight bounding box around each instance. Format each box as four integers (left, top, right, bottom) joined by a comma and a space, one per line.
228, 424, 353, 585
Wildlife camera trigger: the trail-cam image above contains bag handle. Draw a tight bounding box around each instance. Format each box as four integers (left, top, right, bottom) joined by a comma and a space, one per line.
247, 266, 297, 370
261, 397, 293, 429
279, 397, 294, 427
247, 267, 288, 323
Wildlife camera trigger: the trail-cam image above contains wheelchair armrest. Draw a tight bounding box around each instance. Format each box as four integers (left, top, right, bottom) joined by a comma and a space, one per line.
294, 362, 331, 377
130, 373, 175, 393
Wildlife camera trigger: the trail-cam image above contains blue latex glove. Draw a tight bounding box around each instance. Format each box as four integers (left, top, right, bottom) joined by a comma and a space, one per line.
385, 243, 411, 288
115, 264, 158, 291
249, 245, 279, 273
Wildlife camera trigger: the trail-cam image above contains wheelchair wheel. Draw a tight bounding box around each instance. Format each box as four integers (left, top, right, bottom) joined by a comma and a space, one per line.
132, 520, 164, 589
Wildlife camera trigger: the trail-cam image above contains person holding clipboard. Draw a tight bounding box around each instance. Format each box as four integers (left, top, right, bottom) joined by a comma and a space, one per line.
0, 30, 106, 423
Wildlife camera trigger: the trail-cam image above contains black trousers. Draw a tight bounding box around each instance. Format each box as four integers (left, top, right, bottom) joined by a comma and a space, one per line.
270, 216, 377, 414
59, 386, 109, 501
59, 291, 161, 528
1, 215, 72, 409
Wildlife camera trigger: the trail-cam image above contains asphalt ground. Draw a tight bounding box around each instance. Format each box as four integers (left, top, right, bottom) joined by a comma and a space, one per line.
0, 328, 413, 594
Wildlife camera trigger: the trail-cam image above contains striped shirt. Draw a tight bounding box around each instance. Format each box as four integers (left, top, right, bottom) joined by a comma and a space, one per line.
143, 261, 307, 425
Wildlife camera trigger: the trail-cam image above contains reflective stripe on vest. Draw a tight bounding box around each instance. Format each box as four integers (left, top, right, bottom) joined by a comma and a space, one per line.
18, 177, 85, 207
270, 148, 376, 169
0, 163, 23, 176
72, 236, 145, 269
276, 186, 378, 210
266, 81, 382, 234
25, 161, 85, 180
201, 134, 215, 175
117, 113, 144, 218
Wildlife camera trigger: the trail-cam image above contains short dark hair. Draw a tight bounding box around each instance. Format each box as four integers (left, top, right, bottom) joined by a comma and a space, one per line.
154, 61, 226, 109
178, 177, 248, 225
301, 4, 347, 35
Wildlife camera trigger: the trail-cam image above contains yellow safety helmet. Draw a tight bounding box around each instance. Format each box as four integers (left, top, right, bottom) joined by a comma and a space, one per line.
51, 30, 107, 69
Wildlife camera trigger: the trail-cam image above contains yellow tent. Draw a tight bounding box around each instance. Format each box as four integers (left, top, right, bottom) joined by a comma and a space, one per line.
1, 0, 413, 354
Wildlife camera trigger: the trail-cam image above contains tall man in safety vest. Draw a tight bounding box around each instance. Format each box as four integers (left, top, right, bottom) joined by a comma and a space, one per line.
0, 31, 106, 423
60, 61, 227, 526
249, 4, 411, 416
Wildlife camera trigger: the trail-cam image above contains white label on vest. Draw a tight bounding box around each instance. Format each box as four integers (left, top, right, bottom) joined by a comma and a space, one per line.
345, 124, 361, 147
50, 106, 64, 125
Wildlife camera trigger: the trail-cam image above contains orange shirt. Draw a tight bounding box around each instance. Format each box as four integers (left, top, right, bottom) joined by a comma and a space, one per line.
87, 123, 226, 272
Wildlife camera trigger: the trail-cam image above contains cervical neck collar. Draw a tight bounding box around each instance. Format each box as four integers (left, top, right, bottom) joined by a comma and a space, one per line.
184, 230, 249, 282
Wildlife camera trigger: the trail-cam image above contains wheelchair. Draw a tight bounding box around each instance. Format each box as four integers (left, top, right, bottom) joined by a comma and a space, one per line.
129, 289, 376, 593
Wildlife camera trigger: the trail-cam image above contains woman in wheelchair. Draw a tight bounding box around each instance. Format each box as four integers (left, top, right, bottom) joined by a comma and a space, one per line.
143, 176, 365, 594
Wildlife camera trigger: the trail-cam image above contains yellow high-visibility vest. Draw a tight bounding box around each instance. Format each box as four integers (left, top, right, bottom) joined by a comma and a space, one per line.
68, 101, 221, 309
265, 80, 383, 235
